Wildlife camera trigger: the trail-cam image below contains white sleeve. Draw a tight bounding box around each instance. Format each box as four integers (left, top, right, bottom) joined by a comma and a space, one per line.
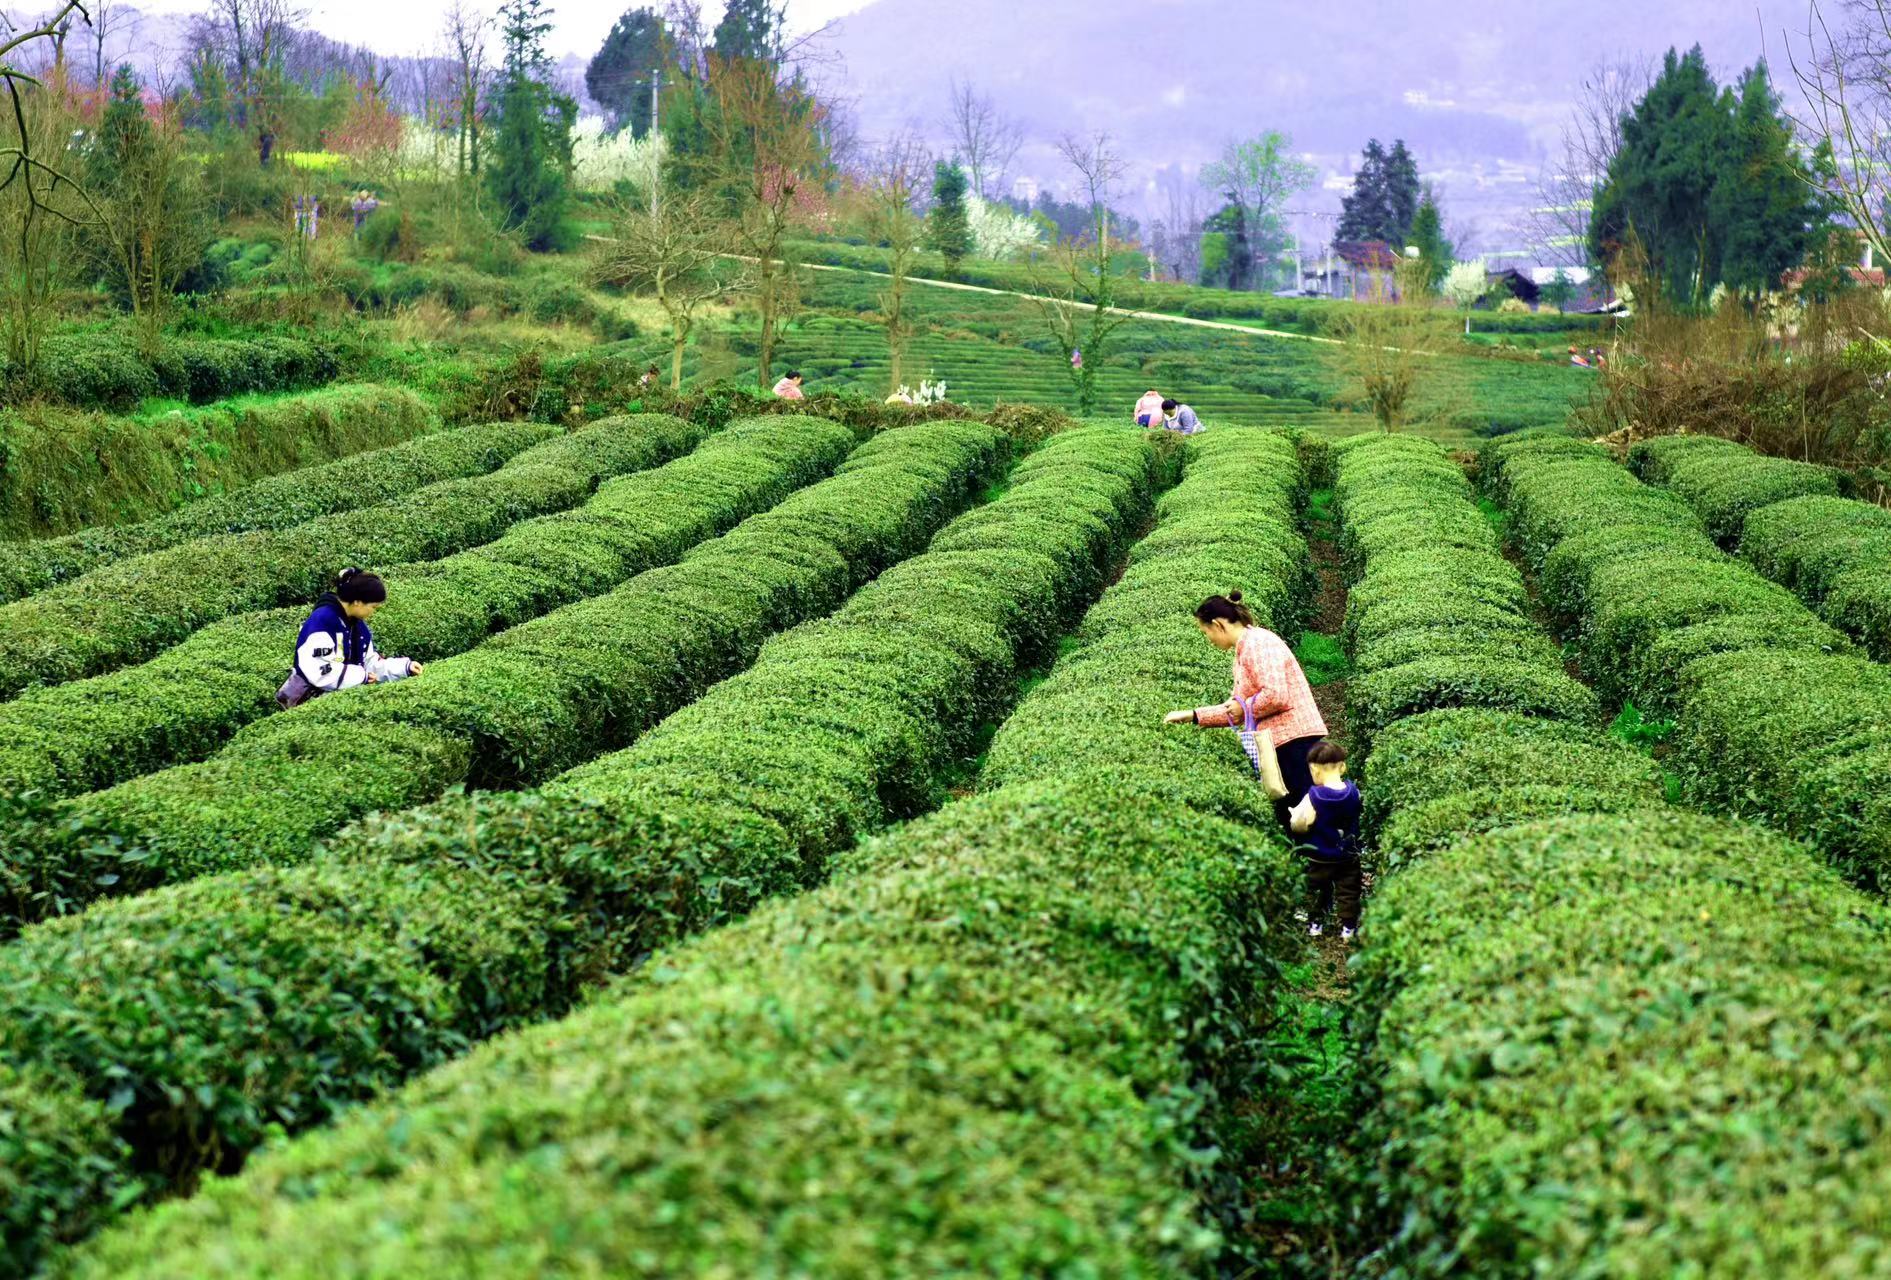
296, 627, 367, 692
365, 649, 415, 683
1288, 794, 1316, 834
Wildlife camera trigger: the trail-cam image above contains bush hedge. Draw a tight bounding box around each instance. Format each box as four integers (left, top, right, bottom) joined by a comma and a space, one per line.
0, 427, 1155, 1270
0, 384, 439, 548
0, 416, 857, 800
1730, 494, 1891, 662
59, 428, 1307, 1279
1628, 432, 1844, 543
1355, 808, 1891, 1277
11, 331, 341, 413
3, 422, 1004, 928
0, 417, 691, 696
1487, 434, 1891, 881
1334, 436, 1596, 752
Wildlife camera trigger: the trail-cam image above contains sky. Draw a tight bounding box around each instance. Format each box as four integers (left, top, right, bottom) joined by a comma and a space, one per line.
124, 0, 877, 58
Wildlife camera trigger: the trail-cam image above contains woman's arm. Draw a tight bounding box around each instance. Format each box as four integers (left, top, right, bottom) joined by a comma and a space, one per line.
296, 625, 368, 693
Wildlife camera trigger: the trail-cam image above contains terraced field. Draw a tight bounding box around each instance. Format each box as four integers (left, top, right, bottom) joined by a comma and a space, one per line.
10, 389, 1881, 1278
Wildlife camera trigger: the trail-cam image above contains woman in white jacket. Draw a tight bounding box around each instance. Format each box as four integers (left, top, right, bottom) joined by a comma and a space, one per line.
278, 568, 423, 708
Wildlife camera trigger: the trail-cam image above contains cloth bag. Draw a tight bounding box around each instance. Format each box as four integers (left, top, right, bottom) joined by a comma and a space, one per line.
275, 667, 321, 710
1233, 692, 1289, 800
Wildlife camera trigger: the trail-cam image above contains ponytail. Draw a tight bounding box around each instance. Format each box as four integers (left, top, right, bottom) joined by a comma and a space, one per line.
335, 567, 388, 605
1194, 590, 1253, 628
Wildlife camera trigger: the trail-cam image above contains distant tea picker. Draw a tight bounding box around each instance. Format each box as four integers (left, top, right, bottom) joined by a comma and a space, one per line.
772, 371, 806, 400
1131, 389, 1203, 434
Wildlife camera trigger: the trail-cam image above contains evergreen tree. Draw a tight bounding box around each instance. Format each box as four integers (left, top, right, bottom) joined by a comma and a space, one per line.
1713, 63, 1822, 295
928, 161, 972, 273
1384, 140, 1421, 246
1591, 48, 1822, 304
487, 0, 579, 251
1336, 139, 1389, 242
1200, 203, 1250, 291
587, 7, 669, 137
1335, 138, 1422, 246
1589, 46, 1727, 304
1406, 186, 1451, 291
712, 0, 785, 64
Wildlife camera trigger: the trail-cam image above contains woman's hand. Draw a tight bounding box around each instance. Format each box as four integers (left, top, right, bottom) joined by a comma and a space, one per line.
1163, 709, 1194, 725
1225, 697, 1244, 722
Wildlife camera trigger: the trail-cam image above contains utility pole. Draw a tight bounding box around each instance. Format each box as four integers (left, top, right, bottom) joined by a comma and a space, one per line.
650, 67, 661, 134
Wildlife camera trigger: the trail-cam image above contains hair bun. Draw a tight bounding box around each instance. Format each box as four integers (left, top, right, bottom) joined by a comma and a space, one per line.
1226, 589, 1243, 603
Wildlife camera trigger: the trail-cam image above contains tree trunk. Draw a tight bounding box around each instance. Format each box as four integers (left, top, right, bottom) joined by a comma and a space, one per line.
671, 331, 687, 390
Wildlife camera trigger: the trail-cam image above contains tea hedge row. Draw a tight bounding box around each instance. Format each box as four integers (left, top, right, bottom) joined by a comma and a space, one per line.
4, 422, 1004, 929
1626, 433, 1842, 543
1332, 443, 1891, 1275
0, 426, 1143, 1272
980, 427, 1312, 820
0, 384, 439, 548
60, 428, 1306, 1278
0, 415, 695, 698
17, 331, 340, 413
1488, 435, 1891, 880
0, 388, 472, 602
1628, 434, 1891, 661
0, 415, 854, 800
1356, 716, 1891, 1276
1332, 435, 1595, 759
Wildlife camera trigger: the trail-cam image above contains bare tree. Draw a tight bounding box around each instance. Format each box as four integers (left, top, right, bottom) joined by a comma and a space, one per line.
440, 2, 489, 179
78, 0, 139, 87
701, 53, 827, 387
863, 132, 927, 391
0, 5, 101, 373
664, 0, 709, 81
1522, 55, 1656, 268
1785, 1, 1891, 269
594, 189, 728, 390
944, 75, 1022, 200
1030, 131, 1131, 416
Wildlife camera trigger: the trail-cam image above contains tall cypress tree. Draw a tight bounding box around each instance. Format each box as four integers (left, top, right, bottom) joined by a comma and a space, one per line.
1589, 46, 1727, 304
587, 7, 669, 137
1335, 138, 1422, 246
928, 161, 972, 274
1592, 48, 1821, 304
1713, 63, 1822, 296
1336, 139, 1389, 242
1407, 187, 1451, 291
487, 0, 579, 252
712, 0, 785, 64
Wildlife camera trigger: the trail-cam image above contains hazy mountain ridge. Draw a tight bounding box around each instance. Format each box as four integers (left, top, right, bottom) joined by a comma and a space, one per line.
823, 0, 1785, 244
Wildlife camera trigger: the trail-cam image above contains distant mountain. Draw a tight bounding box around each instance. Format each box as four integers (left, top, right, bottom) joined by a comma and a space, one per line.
821, 0, 1790, 249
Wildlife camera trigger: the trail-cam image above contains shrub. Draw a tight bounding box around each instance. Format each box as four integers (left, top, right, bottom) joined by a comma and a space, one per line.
0, 418, 614, 695
0, 381, 438, 570
0, 416, 870, 801
1494, 434, 1891, 878
59, 429, 1307, 1279
0, 427, 1156, 1266
7, 423, 1006, 926
1355, 809, 1891, 1278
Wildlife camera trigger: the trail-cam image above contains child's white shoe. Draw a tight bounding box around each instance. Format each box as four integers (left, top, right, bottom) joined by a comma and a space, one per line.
1340, 925, 1356, 941
1308, 920, 1323, 938
1293, 909, 1309, 923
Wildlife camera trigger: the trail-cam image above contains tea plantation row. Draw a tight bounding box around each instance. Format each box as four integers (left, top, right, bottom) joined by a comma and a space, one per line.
55, 427, 1314, 1277
0, 423, 1159, 1271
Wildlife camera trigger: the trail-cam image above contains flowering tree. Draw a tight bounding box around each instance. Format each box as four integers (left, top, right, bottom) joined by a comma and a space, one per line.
966, 192, 1040, 260
1443, 260, 1487, 332
1030, 131, 1130, 415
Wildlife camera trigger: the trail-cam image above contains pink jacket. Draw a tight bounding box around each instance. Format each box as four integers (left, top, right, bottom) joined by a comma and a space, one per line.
1196, 625, 1326, 747
773, 378, 805, 400
1134, 392, 1164, 422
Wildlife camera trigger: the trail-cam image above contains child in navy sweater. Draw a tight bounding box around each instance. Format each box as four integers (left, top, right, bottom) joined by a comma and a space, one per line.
1289, 740, 1362, 939
279, 568, 423, 708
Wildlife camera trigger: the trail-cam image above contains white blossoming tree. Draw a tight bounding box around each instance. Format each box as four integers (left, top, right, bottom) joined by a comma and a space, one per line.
966, 193, 1042, 261
1443, 260, 1489, 333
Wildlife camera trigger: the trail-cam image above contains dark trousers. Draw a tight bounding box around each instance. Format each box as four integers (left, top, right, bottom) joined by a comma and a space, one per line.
1270, 734, 1325, 831
1305, 857, 1363, 929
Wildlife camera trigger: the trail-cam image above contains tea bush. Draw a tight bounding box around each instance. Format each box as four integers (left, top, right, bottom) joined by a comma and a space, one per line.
0, 416, 859, 799
59, 428, 1306, 1279
5, 422, 1004, 925
0, 427, 1155, 1269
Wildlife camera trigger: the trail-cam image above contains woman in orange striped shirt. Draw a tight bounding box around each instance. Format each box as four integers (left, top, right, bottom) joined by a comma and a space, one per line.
1164, 590, 1327, 826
